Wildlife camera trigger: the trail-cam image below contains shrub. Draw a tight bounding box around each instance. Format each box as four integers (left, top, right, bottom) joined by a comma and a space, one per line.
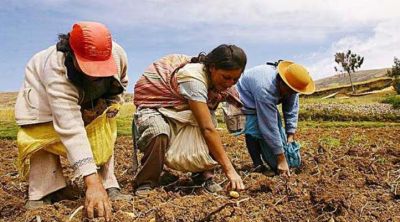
393, 78, 400, 94
382, 96, 400, 109
387, 57, 400, 94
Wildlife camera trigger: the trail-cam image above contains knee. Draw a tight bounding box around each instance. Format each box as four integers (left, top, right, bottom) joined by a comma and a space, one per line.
145, 134, 169, 153
153, 134, 169, 148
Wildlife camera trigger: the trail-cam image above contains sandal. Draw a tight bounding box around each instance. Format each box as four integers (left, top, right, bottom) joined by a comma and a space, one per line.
203, 179, 223, 193
191, 173, 222, 193
134, 184, 153, 196
107, 188, 133, 201
25, 195, 52, 210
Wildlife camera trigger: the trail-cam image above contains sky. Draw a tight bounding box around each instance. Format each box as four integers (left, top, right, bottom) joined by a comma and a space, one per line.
0, 0, 399, 92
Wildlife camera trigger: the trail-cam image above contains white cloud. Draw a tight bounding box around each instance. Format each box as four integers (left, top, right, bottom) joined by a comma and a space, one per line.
8, 0, 399, 42
306, 19, 400, 80
2, 0, 400, 82
91, 0, 399, 26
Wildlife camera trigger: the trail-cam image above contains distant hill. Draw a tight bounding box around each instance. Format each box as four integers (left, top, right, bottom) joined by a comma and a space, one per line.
0, 92, 18, 108
0, 68, 392, 105
315, 68, 391, 90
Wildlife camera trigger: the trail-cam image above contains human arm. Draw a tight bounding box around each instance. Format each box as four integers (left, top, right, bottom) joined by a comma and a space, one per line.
255, 100, 290, 175
41, 58, 111, 219
188, 100, 245, 190
84, 174, 112, 221
287, 134, 295, 143
282, 93, 299, 142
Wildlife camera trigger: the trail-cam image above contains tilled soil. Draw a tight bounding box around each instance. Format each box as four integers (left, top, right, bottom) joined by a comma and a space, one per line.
0, 126, 399, 222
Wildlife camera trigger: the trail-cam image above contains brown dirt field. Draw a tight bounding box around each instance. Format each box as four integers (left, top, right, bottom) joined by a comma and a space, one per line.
1, 127, 399, 222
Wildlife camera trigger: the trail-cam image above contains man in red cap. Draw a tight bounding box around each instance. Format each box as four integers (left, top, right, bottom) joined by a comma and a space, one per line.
15, 21, 131, 221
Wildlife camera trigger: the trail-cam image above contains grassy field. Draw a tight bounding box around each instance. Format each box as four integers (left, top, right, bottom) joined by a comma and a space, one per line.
382, 95, 400, 108
1, 91, 399, 139
0, 107, 17, 139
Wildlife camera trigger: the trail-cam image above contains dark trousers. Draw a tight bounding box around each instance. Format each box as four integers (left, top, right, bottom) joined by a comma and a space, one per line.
245, 134, 281, 170
245, 134, 264, 167
133, 134, 169, 188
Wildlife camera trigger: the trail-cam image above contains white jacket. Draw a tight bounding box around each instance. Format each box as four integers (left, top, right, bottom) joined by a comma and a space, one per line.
15, 42, 128, 176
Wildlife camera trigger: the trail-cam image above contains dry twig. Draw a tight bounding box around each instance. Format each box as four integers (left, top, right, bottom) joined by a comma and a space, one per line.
273, 196, 286, 206
359, 202, 368, 217
68, 205, 84, 222
198, 198, 250, 222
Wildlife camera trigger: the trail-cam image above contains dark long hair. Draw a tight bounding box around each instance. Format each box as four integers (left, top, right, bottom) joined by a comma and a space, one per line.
56, 33, 73, 55
191, 44, 247, 73
56, 33, 85, 86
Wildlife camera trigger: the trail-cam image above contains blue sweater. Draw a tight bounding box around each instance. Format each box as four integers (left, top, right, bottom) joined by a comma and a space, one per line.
237, 65, 299, 154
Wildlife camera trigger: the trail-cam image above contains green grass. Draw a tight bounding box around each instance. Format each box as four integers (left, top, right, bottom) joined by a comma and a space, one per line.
116, 103, 134, 136
348, 134, 368, 146
118, 103, 135, 118
0, 121, 18, 139
318, 136, 341, 149
0, 108, 17, 139
117, 117, 133, 136
299, 108, 400, 122
382, 95, 400, 109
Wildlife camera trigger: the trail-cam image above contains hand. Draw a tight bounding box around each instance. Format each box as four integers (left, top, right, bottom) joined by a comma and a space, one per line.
106, 107, 119, 118
84, 174, 112, 221
226, 169, 245, 191
276, 153, 290, 176
287, 133, 295, 143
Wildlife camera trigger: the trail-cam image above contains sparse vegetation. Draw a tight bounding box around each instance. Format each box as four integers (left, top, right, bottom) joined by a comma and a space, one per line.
334, 50, 364, 94
0, 121, 18, 139
348, 134, 367, 146
301, 90, 395, 105
299, 103, 400, 122
387, 57, 400, 94
299, 120, 400, 128
315, 68, 389, 91
318, 136, 341, 149
387, 57, 400, 78
0, 108, 17, 139
382, 95, 400, 109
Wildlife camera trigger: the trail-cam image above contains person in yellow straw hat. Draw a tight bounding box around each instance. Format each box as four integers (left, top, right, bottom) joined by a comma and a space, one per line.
236, 60, 315, 176
15, 21, 131, 221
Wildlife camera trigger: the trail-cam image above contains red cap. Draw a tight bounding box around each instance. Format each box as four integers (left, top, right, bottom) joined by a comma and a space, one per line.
69, 21, 117, 77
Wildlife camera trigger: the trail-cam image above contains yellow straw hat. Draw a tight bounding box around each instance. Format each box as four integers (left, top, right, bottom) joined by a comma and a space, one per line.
277, 61, 315, 95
